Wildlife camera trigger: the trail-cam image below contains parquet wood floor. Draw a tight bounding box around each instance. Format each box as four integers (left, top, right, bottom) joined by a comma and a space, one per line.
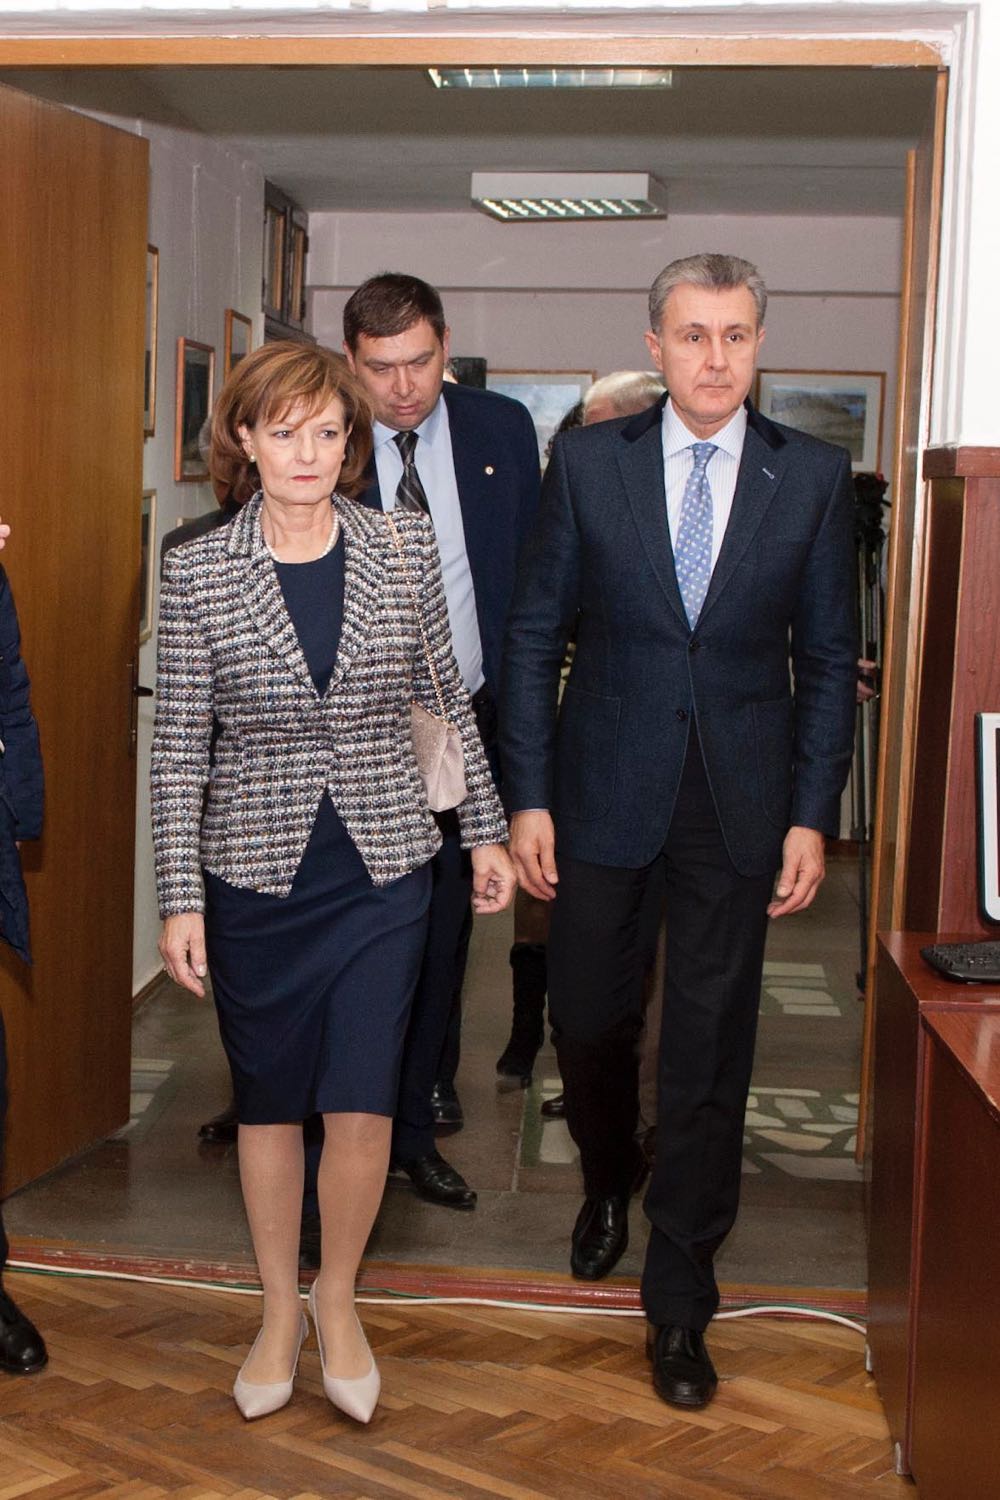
0, 1272, 910, 1499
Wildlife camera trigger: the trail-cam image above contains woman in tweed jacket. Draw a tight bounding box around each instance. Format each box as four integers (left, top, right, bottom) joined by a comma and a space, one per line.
152, 343, 513, 1423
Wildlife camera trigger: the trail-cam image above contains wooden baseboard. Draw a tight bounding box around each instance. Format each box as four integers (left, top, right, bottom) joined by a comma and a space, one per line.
827, 838, 861, 857
131, 968, 167, 1009
7, 1238, 867, 1319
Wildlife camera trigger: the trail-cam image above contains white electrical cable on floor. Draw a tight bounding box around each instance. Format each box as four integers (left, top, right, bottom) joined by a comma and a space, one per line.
7, 1259, 866, 1335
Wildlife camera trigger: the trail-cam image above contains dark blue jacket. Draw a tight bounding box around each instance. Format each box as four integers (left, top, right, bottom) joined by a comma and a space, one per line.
500, 396, 858, 877
357, 381, 541, 700
0, 566, 44, 961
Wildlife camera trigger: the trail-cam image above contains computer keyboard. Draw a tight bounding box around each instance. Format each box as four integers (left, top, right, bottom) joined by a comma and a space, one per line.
920, 940, 1000, 983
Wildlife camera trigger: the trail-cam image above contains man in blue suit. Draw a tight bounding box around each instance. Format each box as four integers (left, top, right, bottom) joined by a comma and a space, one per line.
501, 254, 857, 1407
344, 274, 540, 1210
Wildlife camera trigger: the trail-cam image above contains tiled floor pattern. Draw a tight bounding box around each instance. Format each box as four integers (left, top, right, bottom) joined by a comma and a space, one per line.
6, 856, 869, 1289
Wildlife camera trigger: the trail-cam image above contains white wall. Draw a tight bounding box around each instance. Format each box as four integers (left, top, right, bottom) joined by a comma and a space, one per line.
129, 123, 264, 992
310, 210, 902, 475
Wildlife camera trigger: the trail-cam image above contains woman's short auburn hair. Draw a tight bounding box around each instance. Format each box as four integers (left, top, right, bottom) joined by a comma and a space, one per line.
210, 340, 374, 504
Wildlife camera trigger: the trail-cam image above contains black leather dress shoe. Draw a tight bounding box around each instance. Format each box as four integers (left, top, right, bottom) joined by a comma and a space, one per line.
646, 1323, 718, 1408
570, 1194, 630, 1279
0, 1290, 48, 1375
540, 1091, 565, 1119
430, 1080, 464, 1135
198, 1101, 239, 1144
394, 1150, 477, 1210
569, 1151, 649, 1280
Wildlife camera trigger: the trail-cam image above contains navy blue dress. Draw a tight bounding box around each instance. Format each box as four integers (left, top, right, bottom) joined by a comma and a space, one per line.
203, 539, 432, 1124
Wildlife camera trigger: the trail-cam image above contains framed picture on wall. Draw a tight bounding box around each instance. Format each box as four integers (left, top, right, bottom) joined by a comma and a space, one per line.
174, 337, 215, 482
139, 488, 157, 643
755, 369, 886, 472
224, 309, 253, 379
486, 370, 595, 466
263, 201, 286, 317
289, 223, 308, 326
143, 245, 159, 438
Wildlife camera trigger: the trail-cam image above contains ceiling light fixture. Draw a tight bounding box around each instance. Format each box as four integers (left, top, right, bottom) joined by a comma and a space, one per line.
471, 172, 667, 223
429, 67, 673, 90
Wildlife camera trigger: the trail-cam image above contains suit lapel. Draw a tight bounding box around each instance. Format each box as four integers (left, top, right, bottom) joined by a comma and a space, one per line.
327, 501, 387, 695
229, 496, 387, 699
699, 417, 787, 622
231, 499, 317, 695
616, 402, 688, 626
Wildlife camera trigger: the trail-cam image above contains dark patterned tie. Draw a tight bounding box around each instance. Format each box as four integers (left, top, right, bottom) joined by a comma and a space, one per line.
393, 430, 430, 514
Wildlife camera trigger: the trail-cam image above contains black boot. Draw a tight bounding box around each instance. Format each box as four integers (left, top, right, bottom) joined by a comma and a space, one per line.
496, 943, 547, 1087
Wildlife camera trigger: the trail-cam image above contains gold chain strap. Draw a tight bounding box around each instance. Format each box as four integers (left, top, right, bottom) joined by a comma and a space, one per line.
385, 513, 450, 721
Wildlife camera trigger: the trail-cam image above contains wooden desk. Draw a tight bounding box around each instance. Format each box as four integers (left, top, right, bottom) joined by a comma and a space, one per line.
908, 1011, 1000, 1497
868, 933, 1000, 1473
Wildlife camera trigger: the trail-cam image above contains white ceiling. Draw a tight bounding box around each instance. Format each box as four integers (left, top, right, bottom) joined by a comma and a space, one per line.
0, 64, 936, 216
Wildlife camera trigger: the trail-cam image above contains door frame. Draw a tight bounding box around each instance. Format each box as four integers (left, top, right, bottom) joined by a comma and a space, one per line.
0, 24, 950, 1180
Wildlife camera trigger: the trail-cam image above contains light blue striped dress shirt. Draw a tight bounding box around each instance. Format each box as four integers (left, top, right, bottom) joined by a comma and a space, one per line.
373, 398, 485, 695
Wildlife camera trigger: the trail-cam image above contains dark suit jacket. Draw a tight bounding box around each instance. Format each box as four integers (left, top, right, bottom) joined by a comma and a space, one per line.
357, 381, 540, 699
500, 396, 858, 878
0, 566, 44, 961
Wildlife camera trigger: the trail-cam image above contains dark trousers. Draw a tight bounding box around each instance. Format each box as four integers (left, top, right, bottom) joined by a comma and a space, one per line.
0, 1009, 8, 1274
391, 811, 472, 1161
547, 738, 774, 1331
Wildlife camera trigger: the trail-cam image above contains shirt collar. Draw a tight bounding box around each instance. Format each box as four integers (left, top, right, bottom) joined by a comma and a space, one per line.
373, 392, 446, 452
662, 397, 747, 460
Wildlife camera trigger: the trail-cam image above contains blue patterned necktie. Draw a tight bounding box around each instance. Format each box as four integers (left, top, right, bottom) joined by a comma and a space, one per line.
393, 430, 430, 514
674, 441, 717, 627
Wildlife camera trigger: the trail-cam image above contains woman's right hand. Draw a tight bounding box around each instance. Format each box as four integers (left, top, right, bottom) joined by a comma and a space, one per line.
159, 912, 209, 997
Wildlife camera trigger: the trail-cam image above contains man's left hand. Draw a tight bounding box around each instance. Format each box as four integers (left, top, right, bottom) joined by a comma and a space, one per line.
767, 826, 825, 918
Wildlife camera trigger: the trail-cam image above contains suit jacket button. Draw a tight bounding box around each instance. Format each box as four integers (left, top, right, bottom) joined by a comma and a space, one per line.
676, 709, 688, 722
688, 639, 700, 652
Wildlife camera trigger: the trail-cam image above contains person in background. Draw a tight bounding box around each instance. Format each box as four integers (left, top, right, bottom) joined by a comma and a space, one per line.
502, 253, 856, 1409
583, 370, 668, 426
0, 531, 48, 1377
152, 342, 513, 1424
343, 273, 539, 1208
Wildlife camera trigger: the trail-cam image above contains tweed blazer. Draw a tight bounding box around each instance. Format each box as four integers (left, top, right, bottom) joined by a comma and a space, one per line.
151, 494, 508, 917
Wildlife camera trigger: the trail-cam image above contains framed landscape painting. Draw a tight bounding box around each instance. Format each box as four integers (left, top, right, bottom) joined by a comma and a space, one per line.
486, 370, 594, 467
224, 309, 253, 379
755, 370, 885, 472
174, 337, 215, 482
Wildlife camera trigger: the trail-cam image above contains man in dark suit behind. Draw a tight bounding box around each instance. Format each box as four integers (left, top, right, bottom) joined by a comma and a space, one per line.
344, 273, 540, 1210
501, 254, 857, 1408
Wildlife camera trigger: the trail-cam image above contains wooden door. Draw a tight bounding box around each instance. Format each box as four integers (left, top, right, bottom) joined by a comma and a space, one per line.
0, 83, 148, 1192
856, 71, 948, 1159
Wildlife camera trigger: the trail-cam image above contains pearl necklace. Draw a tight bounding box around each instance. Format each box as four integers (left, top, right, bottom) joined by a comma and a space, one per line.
263, 507, 341, 562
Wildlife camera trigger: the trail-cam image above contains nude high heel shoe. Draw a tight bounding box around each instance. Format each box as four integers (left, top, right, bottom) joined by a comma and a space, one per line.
233, 1311, 309, 1421
307, 1281, 380, 1423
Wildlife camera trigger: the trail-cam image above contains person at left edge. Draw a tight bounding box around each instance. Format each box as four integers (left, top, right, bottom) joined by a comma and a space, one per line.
152, 342, 514, 1423
344, 273, 540, 1208
0, 545, 48, 1376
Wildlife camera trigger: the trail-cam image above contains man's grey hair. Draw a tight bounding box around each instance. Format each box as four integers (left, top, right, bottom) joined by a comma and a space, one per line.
648, 253, 768, 331
584, 370, 666, 418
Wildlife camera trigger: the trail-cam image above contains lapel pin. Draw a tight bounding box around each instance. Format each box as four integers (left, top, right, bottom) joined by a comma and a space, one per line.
484, 465, 495, 476
762, 466, 776, 480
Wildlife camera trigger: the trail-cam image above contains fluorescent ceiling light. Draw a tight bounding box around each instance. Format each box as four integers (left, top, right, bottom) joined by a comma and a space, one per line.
471, 172, 667, 223
429, 67, 672, 90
